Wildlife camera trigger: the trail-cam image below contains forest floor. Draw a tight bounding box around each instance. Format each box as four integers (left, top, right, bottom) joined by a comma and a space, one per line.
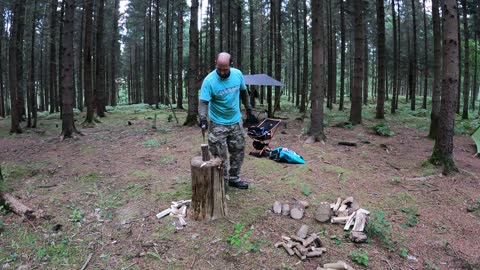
0, 100, 479, 270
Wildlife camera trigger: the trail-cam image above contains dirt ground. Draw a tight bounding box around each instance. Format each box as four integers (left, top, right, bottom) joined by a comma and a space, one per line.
0, 103, 479, 270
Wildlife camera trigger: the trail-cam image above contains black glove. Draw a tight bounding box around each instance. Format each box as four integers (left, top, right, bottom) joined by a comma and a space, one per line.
246, 110, 259, 124
199, 119, 208, 130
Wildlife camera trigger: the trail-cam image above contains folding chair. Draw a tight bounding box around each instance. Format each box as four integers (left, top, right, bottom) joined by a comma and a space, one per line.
247, 118, 281, 157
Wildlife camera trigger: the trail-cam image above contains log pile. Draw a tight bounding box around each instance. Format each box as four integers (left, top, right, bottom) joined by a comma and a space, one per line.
272, 199, 309, 220
329, 196, 370, 243
274, 225, 326, 260
156, 200, 191, 229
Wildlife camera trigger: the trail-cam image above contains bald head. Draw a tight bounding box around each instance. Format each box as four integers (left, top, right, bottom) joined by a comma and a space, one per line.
216, 52, 232, 79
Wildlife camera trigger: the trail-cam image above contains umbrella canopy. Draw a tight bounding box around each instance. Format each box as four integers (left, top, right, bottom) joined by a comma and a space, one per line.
243, 74, 284, 87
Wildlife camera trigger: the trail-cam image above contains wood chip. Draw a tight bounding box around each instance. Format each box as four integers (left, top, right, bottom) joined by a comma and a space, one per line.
273, 201, 282, 214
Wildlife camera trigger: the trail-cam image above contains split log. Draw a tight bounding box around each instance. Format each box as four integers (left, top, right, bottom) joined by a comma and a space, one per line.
331, 216, 350, 224
290, 203, 305, 219
156, 208, 172, 219
323, 260, 354, 270
292, 247, 306, 260
352, 210, 368, 232
201, 144, 210, 161
280, 243, 294, 256
315, 202, 332, 222
294, 198, 309, 208
306, 250, 323, 257
332, 198, 342, 211
296, 224, 309, 239
290, 235, 305, 245
303, 233, 319, 247
273, 201, 282, 214
191, 156, 226, 221
347, 203, 360, 215
341, 196, 354, 206
344, 212, 356, 230
2, 193, 42, 219
281, 203, 290, 216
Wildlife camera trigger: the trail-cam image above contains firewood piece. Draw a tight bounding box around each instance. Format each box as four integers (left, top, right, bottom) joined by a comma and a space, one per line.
297, 224, 309, 239
156, 208, 172, 219
201, 144, 210, 161
274, 242, 284, 248
338, 141, 357, 146
341, 196, 354, 206
294, 198, 310, 208
303, 233, 319, 247
293, 247, 306, 260
294, 243, 309, 255
306, 250, 323, 257
344, 212, 356, 230
350, 231, 368, 243
290, 203, 305, 220
290, 235, 306, 245
337, 204, 348, 213
281, 203, 290, 216
336, 210, 350, 217
280, 243, 295, 256
352, 210, 369, 232
285, 240, 296, 249
331, 216, 350, 224
323, 261, 348, 269
315, 202, 332, 222
332, 198, 342, 211
2, 193, 41, 219
191, 157, 226, 221
273, 201, 282, 214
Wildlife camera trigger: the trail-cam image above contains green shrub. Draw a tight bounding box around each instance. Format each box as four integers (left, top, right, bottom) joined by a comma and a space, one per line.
370, 122, 395, 137
350, 249, 369, 267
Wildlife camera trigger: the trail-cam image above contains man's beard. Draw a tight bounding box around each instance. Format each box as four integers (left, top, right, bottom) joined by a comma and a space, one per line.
217, 70, 230, 79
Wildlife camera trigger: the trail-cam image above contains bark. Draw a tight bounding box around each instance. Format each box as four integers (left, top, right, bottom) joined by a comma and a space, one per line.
267, 0, 273, 117
461, 0, 469, 119
83, 0, 94, 124
430, 0, 459, 174
154, 0, 160, 106
209, 0, 215, 70
95, 0, 106, 117
9, 0, 26, 133
77, 6, 84, 111
15, 0, 27, 121
60, 0, 77, 138
308, 0, 325, 141
165, 0, 171, 105
185, 0, 199, 126
473, 34, 478, 112
249, 0, 256, 107
349, 0, 364, 125
0, 5, 4, 118
375, 0, 386, 119
429, 0, 442, 139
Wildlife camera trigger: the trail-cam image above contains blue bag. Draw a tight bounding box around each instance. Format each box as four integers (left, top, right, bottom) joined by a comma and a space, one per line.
269, 147, 305, 164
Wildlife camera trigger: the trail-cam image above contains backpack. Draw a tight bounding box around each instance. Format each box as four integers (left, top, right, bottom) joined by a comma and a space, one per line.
269, 147, 305, 164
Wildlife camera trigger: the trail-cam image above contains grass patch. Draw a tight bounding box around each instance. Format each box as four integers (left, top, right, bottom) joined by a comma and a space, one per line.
80, 172, 102, 183
132, 170, 152, 179
369, 122, 395, 137
143, 139, 166, 148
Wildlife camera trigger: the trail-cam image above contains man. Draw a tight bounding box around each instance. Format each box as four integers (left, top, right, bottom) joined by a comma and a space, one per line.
198, 52, 257, 189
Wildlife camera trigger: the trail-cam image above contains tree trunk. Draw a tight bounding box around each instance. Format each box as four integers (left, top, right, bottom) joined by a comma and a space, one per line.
461, 0, 469, 119
15, 0, 27, 121
60, 0, 77, 139
300, 0, 308, 114
185, 0, 199, 126
349, 0, 364, 125
111, 0, 119, 107
248, 0, 256, 107
308, 0, 325, 142
410, 0, 418, 111
422, 0, 428, 110
77, 6, 84, 111
165, 0, 172, 105
9, 0, 25, 133
430, 0, 459, 174
83, 0, 94, 124
27, 0, 38, 128
363, 10, 368, 106
273, 0, 282, 113
209, 0, 215, 71
339, 0, 345, 111
154, 0, 160, 106
176, 1, 185, 109
473, 34, 478, 112
267, 0, 273, 117
375, 0, 386, 119
191, 156, 226, 221
429, 0, 442, 139
95, 0, 106, 117
0, 4, 4, 118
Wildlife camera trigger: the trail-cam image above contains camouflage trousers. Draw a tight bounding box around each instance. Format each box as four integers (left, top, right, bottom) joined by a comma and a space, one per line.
208, 121, 245, 182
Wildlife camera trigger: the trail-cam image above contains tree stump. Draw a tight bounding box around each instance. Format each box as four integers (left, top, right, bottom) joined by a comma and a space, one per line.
191, 155, 226, 221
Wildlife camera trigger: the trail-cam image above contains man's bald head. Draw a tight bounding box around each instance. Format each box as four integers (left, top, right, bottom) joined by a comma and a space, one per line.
216, 52, 232, 79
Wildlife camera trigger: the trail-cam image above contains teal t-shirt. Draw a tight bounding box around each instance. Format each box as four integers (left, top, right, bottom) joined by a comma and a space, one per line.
199, 68, 247, 125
